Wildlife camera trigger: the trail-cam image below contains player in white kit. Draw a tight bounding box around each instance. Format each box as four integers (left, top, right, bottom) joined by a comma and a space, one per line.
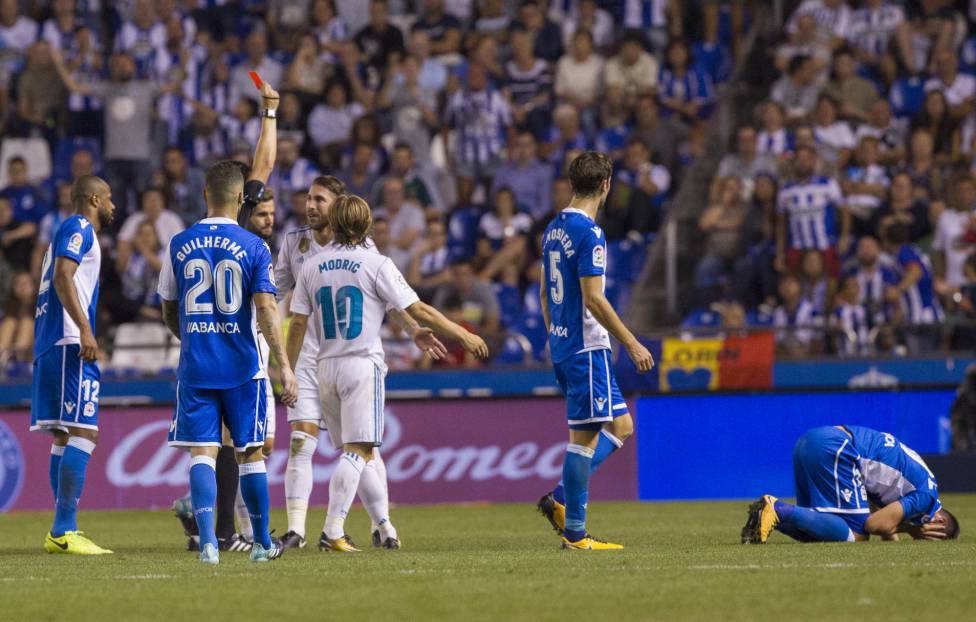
286, 195, 489, 551
276, 177, 447, 549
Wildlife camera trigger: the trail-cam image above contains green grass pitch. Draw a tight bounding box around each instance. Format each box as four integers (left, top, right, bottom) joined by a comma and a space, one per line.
3, 496, 976, 621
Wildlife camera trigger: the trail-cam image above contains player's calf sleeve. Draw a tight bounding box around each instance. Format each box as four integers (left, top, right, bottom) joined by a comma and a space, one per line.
214, 445, 238, 540
49, 444, 65, 502
562, 444, 594, 541
553, 430, 623, 505
358, 459, 396, 539
239, 460, 272, 549
52, 436, 95, 537
189, 455, 218, 550
324, 452, 365, 540
235, 486, 253, 540
773, 501, 855, 543
285, 431, 317, 537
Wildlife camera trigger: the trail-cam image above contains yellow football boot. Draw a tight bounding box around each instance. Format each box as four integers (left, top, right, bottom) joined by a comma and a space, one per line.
45, 531, 114, 555
318, 533, 361, 553
537, 492, 566, 534
741, 495, 780, 544
561, 534, 624, 550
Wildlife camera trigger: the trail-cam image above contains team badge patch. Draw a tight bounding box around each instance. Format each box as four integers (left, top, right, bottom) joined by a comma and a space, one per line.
67, 233, 83, 255
592, 245, 605, 268
299, 237, 310, 253
83, 402, 95, 418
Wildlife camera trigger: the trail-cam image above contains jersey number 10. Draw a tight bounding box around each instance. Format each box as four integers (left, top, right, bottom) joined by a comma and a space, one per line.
317, 286, 364, 340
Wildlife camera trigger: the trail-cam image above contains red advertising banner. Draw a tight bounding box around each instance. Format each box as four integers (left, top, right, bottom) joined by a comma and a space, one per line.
0, 399, 637, 511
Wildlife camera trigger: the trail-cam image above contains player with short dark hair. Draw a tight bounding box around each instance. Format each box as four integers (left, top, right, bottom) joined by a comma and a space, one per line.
33, 174, 116, 555
742, 425, 960, 544
536, 151, 654, 550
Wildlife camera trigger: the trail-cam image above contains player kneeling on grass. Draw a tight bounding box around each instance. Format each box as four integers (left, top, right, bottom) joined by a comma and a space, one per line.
286, 194, 489, 552
741, 425, 960, 544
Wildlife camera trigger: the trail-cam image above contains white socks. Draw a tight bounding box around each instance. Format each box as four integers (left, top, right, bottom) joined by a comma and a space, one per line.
285, 431, 317, 537
324, 452, 365, 540
358, 458, 397, 540
234, 485, 253, 540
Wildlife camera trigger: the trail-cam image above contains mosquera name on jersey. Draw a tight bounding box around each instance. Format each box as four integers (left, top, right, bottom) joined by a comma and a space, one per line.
158, 217, 277, 389
541, 208, 611, 363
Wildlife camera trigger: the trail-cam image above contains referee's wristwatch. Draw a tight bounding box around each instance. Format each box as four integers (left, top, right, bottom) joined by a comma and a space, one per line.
262, 108, 277, 119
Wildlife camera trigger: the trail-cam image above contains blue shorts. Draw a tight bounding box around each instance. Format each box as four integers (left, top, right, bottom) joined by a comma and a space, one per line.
169, 379, 268, 451
793, 426, 869, 534
30, 344, 101, 433
553, 349, 628, 430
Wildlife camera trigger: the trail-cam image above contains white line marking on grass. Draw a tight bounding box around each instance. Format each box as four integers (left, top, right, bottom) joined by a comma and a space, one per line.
688, 560, 976, 571
0, 576, 52, 582
118, 574, 175, 580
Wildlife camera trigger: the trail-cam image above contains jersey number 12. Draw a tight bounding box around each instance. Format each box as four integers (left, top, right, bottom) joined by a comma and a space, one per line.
318, 286, 364, 340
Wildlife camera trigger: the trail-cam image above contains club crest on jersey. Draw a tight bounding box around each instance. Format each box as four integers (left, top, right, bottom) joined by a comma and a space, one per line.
67, 233, 83, 255
594, 396, 606, 412
83, 402, 95, 418
299, 237, 310, 253
592, 245, 605, 268
64, 401, 76, 414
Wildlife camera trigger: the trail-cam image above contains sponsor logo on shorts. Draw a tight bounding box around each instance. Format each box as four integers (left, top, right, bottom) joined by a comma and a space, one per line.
594, 397, 606, 412
67, 232, 84, 255
64, 401, 76, 414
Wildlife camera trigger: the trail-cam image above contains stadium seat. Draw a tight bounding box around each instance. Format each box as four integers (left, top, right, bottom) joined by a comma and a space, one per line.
109, 323, 174, 374
0, 137, 52, 187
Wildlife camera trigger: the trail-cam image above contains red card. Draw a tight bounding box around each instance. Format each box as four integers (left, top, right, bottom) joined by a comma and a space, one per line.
248, 71, 263, 89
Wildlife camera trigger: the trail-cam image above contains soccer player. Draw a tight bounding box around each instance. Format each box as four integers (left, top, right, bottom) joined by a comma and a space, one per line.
535, 151, 654, 551
275, 176, 446, 550
285, 194, 488, 552
158, 160, 298, 565
32, 175, 116, 555
741, 425, 960, 544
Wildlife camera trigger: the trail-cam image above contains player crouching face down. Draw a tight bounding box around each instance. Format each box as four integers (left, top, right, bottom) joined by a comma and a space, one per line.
286, 194, 489, 552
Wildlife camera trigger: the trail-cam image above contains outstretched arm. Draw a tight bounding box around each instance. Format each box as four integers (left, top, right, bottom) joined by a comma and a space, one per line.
254, 292, 297, 406
580, 275, 653, 372
404, 301, 489, 359
249, 81, 280, 183
388, 308, 448, 360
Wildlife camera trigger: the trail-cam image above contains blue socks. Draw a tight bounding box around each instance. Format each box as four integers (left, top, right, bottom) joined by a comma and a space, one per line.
562, 444, 594, 542
239, 460, 272, 549
189, 455, 218, 550
49, 444, 65, 502
553, 430, 623, 505
774, 501, 855, 542
51, 436, 95, 537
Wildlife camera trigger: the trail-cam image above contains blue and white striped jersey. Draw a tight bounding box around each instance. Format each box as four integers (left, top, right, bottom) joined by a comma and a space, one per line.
114, 20, 167, 80
847, 3, 905, 58
33, 215, 101, 358
894, 244, 944, 324
849, 264, 900, 325
787, 0, 851, 38
445, 87, 512, 166
658, 68, 714, 119
542, 208, 611, 363
832, 302, 870, 356
777, 176, 844, 251
622, 0, 668, 29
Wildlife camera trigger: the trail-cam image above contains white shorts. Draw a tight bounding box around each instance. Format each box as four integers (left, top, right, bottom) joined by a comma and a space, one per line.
287, 364, 325, 428
264, 377, 276, 439
317, 357, 386, 450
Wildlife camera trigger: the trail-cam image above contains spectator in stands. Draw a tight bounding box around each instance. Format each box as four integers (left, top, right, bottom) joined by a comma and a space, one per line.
120, 220, 163, 320
371, 215, 391, 256
114, 0, 166, 80
732, 174, 780, 309
786, 0, 852, 51
491, 132, 553, 220
473, 0, 510, 41
505, 28, 553, 140
713, 126, 777, 201
340, 114, 389, 177
0, 0, 37, 97
467, 33, 505, 85
0, 157, 48, 224
631, 94, 688, 175
775, 145, 849, 276
115, 187, 184, 276
356, 0, 406, 76
771, 55, 821, 123
554, 30, 604, 115
695, 176, 752, 305
376, 177, 426, 271
13, 42, 65, 147
433, 259, 502, 341
561, 0, 614, 52
308, 80, 366, 165
476, 186, 532, 280
775, 13, 831, 75
155, 146, 206, 227
605, 30, 658, 108
407, 29, 448, 95
31, 182, 72, 277
0, 271, 34, 372
445, 62, 512, 205
811, 94, 856, 171
875, 172, 933, 245
408, 217, 451, 300
276, 91, 310, 150
757, 100, 791, 160
271, 137, 320, 204
337, 142, 379, 199
0, 196, 34, 271
602, 137, 670, 241
412, 0, 463, 57
822, 46, 878, 124
903, 128, 944, 201
912, 89, 959, 167
847, 0, 915, 80
311, 0, 349, 62
848, 235, 901, 333
773, 273, 821, 357
658, 39, 715, 123
542, 103, 588, 175
513, 0, 563, 63
284, 34, 332, 98
230, 27, 283, 107
924, 46, 976, 120
842, 135, 889, 236
831, 274, 871, 356
884, 220, 944, 351
856, 99, 906, 166
799, 248, 829, 315
378, 55, 439, 167
933, 173, 976, 292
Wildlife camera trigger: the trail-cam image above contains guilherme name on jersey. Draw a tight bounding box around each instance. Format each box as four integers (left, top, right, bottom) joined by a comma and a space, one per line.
186, 321, 241, 334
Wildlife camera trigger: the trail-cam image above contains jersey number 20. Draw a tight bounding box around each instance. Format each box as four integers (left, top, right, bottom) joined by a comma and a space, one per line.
318, 286, 363, 340
184, 259, 243, 315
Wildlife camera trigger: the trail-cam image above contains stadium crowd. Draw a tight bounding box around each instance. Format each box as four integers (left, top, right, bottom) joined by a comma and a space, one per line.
0, 0, 742, 376
691, 0, 976, 358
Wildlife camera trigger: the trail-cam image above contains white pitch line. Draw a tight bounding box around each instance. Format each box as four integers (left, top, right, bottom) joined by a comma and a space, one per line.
688, 560, 976, 571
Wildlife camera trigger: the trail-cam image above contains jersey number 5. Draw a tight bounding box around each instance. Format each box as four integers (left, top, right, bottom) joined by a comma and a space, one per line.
548, 251, 564, 304
318, 286, 364, 340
